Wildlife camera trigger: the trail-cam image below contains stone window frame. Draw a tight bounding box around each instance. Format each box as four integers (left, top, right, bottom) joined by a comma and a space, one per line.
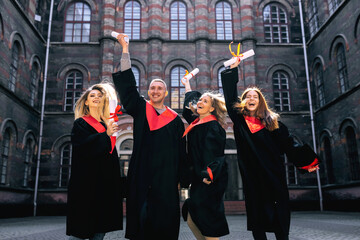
59, 142, 72, 188
307, 0, 320, 37
319, 129, 335, 184
215, 1, 234, 40
312, 57, 326, 108
63, 70, 84, 112
29, 56, 42, 107
327, 0, 342, 15
262, 3, 290, 43
124, 0, 141, 40
170, 1, 188, 40
272, 70, 291, 112
22, 131, 36, 188
63, 1, 92, 42
132, 65, 141, 88
169, 65, 187, 110
217, 66, 226, 94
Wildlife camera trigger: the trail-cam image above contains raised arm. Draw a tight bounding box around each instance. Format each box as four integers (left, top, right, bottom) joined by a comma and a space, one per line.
181, 75, 199, 124
220, 67, 241, 123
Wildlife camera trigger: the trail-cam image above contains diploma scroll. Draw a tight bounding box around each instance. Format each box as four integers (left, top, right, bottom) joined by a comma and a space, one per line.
181, 68, 199, 82
109, 99, 119, 138
111, 31, 129, 44
223, 49, 255, 67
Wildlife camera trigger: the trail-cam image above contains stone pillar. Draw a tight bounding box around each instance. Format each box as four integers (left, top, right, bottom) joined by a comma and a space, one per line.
147, 39, 163, 81
194, 0, 209, 39
100, 0, 116, 82
195, 40, 210, 91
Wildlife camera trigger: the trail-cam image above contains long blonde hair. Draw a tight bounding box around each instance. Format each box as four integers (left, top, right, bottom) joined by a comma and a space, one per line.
74, 83, 116, 122
234, 87, 279, 131
188, 92, 227, 126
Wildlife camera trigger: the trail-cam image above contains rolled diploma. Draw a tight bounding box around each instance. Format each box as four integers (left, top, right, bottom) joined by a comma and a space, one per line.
182, 68, 199, 82
111, 31, 129, 43
109, 99, 119, 138
223, 49, 255, 67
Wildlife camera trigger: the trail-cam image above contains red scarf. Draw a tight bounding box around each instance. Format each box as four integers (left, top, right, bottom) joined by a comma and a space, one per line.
82, 115, 116, 154
244, 116, 265, 134
183, 114, 218, 137
146, 102, 178, 131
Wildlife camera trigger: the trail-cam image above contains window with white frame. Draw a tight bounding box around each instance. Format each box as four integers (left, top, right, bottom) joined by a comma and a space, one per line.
272, 71, 291, 111
64, 2, 91, 42
9, 43, 20, 92
308, 0, 319, 37
170, 66, 186, 109
59, 143, 72, 187
0, 129, 11, 184
170, 1, 187, 40
124, 1, 141, 40
64, 71, 83, 112
336, 44, 348, 93
263, 4, 289, 43
215, 1, 233, 40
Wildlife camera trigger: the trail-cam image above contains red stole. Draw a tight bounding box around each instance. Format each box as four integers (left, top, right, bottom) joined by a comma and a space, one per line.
146, 102, 178, 131
82, 115, 116, 154
183, 115, 218, 137
244, 116, 265, 134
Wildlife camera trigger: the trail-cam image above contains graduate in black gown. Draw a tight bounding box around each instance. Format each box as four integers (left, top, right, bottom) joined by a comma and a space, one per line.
67, 84, 124, 240
221, 60, 319, 240
181, 76, 229, 240
112, 34, 186, 240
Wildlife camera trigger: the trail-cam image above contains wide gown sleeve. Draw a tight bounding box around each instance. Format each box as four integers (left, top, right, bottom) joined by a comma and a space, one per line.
200, 124, 227, 182
71, 119, 111, 162
275, 122, 320, 172
112, 68, 144, 118
182, 91, 202, 124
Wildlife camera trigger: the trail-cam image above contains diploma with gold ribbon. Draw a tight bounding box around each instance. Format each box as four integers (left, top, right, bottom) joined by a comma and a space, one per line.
223, 42, 255, 67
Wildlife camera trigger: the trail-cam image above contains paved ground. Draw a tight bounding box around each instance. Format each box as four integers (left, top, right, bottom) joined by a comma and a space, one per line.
0, 212, 359, 239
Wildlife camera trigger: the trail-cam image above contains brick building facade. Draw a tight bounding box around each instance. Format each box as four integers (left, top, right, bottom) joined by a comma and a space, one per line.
0, 0, 359, 217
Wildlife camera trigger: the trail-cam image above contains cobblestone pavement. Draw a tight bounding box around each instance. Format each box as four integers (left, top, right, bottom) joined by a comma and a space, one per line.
0, 212, 359, 240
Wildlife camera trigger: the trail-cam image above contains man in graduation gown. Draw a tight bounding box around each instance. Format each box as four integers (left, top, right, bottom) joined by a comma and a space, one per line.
112, 34, 187, 240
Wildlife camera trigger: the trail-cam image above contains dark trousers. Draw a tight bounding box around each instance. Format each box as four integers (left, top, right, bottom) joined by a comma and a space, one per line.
252, 230, 289, 240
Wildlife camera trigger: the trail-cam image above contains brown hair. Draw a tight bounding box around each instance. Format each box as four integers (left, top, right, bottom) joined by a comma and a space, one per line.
234, 87, 279, 131
188, 92, 227, 126
74, 84, 113, 122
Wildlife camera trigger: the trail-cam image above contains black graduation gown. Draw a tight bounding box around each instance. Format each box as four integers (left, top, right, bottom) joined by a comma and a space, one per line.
112, 69, 186, 240
221, 68, 318, 235
66, 118, 123, 239
181, 91, 229, 237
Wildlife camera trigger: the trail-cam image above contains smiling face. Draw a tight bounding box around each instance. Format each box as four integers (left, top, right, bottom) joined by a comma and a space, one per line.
85, 89, 104, 110
244, 90, 259, 116
196, 95, 215, 117
148, 81, 167, 105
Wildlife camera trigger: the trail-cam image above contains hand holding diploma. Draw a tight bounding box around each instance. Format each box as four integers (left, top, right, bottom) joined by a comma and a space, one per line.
181, 68, 199, 92
108, 99, 122, 153
224, 42, 255, 68
111, 31, 129, 44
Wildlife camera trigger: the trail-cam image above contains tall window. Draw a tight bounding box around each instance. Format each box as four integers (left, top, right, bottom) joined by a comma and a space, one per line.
217, 66, 225, 94
64, 2, 91, 42
345, 127, 360, 181
0, 129, 11, 184
336, 44, 348, 93
9, 43, 20, 92
170, 66, 186, 109
314, 63, 325, 107
124, 1, 141, 40
64, 71, 83, 111
273, 71, 291, 111
224, 139, 243, 200
321, 136, 334, 184
263, 4, 289, 43
119, 138, 133, 177
30, 63, 39, 107
215, 1, 233, 40
132, 66, 140, 87
308, 0, 319, 37
328, 0, 342, 15
170, 1, 187, 40
23, 139, 34, 187
59, 143, 72, 187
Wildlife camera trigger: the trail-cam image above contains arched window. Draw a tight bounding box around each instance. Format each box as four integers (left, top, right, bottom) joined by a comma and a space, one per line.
314, 63, 325, 107
30, 62, 40, 107
336, 44, 348, 93
263, 4, 289, 43
9, 43, 20, 92
224, 138, 243, 200
132, 66, 140, 87
215, 1, 233, 40
0, 129, 11, 184
170, 66, 186, 109
328, 0, 342, 15
345, 127, 360, 181
23, 139, 34, 187
64, 2, 91, 42
217, 66, 226, 94
321, 136, 334, 184
170, 1, 187, 40
272, 71, 291, 111
308, 0, 319, 37
59, 143, 72, 187
64, 70, 83, 111
124, 1, 141, 40
119, 138, 133, 177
